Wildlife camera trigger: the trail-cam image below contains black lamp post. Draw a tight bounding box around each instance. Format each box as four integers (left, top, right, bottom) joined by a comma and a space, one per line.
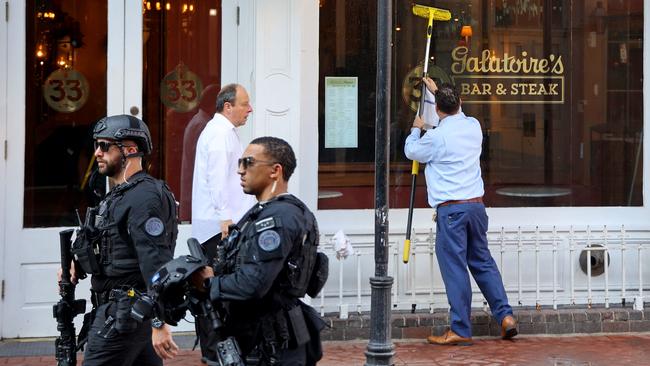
364, 0, 394, 365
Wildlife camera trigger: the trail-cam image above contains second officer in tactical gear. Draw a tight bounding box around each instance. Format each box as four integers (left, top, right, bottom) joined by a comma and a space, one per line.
62, 115, 180, 365
191, 136, 327, 365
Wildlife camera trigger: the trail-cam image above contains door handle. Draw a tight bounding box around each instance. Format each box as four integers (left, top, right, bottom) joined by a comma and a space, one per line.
129, 106, 140, 116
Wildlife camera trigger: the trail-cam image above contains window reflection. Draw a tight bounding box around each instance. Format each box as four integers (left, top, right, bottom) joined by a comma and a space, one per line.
142, 0, 222, 223
318, 0, 643, 209
24, 1, 222, 227
25, 1, 108, 227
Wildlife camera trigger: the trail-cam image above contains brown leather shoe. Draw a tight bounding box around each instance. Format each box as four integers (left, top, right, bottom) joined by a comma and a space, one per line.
501, 315, 518, 339
426, 329, 473, 346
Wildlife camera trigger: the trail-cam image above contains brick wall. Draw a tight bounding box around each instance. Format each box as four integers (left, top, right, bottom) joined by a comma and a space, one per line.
320, 307, 650, 341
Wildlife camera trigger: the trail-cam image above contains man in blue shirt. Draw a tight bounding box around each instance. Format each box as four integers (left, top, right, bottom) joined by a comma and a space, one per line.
404, 78, 517, 345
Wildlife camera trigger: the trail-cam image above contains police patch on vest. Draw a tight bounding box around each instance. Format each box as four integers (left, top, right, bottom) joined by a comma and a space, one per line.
145, 217, 165, 236
258, 230, 281, 252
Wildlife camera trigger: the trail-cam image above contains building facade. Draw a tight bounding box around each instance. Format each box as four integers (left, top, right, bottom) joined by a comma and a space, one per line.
0, 0, 648, 337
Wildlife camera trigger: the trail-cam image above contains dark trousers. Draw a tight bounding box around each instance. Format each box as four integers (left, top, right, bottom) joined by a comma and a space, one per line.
435, 202, 513, 338
259, 344, 307, 366
83, 302, 161, 366
197, 233, 222, 361
195, 314, 220, 362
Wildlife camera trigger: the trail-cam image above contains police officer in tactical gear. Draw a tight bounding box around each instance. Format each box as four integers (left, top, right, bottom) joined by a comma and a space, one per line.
59, 114, 180, 365
191, 136, 326, 365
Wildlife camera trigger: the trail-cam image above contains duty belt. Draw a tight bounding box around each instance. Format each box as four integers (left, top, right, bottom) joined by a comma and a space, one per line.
91, 287, 142, 307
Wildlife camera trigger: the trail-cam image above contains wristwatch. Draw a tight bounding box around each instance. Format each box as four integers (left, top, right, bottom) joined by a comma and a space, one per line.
151, 317, 164, 329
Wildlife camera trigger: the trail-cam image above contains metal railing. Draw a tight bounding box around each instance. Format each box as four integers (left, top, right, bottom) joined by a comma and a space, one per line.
311, 225, 649, 318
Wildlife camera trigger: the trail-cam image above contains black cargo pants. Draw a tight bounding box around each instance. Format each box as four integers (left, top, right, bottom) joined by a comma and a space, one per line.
83, 302, 161, 366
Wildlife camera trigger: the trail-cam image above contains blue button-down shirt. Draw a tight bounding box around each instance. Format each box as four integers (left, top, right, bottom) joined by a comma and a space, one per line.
404, 111, 484, 209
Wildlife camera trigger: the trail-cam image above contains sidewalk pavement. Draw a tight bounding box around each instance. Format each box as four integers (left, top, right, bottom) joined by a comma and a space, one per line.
2, 333, 650, 365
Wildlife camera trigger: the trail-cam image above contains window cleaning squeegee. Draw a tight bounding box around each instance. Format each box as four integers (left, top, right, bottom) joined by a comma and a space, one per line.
403, 4, 451, 264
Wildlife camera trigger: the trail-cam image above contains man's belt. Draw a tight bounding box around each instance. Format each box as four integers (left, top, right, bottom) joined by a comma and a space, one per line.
438, 196, 483, 207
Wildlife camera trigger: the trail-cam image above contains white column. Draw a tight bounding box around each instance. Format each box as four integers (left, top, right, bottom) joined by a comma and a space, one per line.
0, 0, 9, 339
107, 1, 125, 115
123, 0, 143, 117
235, 0, 319, 209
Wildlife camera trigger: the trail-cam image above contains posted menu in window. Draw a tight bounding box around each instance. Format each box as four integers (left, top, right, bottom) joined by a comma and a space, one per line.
325, 76, 358, 148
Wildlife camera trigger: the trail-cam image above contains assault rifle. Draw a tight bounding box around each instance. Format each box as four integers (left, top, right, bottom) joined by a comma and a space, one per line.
187, 238, 244, 366
141, 238, 244, 366
187, 238, 224, 332
53, 229, 87, 366
213, 226, 240, 275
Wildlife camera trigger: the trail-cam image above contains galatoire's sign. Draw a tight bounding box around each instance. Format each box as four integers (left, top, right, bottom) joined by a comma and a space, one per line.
451, 46, 565, 104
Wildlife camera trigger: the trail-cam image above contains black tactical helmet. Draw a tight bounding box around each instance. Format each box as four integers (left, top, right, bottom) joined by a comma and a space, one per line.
150, 255, 206, 326
92, 115, 153, 155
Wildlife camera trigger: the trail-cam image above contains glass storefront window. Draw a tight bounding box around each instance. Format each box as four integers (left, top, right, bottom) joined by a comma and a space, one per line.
318, 0, 643, 209
23, 1, 221, 227
143, 0, 221, 223
25, 1, 108, 227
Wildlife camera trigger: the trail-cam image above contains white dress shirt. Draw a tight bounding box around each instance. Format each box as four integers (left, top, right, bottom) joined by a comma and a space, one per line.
191, 113, 256, 243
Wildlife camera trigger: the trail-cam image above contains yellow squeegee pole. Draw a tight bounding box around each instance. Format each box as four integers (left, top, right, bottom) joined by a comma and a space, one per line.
404, 4, 451, 264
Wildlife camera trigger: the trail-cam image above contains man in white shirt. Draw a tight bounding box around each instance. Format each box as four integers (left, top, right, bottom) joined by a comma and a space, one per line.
191, 83, 257, 361
192, 83, 256, 245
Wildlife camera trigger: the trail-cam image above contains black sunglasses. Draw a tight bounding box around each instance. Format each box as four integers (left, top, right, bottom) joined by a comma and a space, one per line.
238, 156, 277, 169
94, 140, 120, 153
